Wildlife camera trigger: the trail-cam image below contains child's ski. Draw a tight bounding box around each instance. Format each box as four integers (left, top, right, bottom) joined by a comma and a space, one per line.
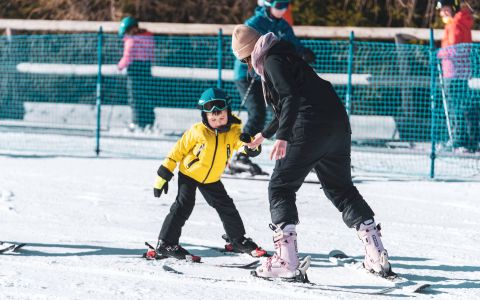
143, 242, 259, 269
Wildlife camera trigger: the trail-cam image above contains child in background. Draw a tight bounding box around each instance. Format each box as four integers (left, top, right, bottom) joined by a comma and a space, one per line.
118, 16, 155, 131
151, 87, 267, 261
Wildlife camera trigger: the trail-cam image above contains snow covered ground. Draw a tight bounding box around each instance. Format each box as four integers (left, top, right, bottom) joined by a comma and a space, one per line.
1, 155, 480, 299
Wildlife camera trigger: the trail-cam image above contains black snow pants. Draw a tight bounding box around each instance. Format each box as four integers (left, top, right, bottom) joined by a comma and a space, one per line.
159, 172, 246, 244
268, 117, 374, 228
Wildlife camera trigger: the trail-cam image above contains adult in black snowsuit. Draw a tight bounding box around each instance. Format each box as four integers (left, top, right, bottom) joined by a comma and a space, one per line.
231, 25, 392, 279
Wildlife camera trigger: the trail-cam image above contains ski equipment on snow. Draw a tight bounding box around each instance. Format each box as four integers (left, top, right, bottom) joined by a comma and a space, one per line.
0, 242, 26, 254
221, 234, 268, 257
329, 249, 431, 294
143, 241, 201, 263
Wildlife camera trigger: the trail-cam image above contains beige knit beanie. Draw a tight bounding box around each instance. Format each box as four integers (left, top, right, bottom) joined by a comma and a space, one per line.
231, 25, 261, 60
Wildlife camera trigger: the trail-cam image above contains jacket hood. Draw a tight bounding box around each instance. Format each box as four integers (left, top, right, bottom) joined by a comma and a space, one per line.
251, 32, 279, 80
266, 39, 297, 57
453, 8, 474, 30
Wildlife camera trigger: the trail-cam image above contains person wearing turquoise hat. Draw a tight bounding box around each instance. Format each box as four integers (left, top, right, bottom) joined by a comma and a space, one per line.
149, 87, 267, 261
118, 16, 155, 131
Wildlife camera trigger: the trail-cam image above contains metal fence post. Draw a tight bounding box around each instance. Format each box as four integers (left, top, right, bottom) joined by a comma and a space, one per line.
217, 28, 223, 89
429, 28, 437, 179
346, 31, 354, 117
95, 26, 103, 156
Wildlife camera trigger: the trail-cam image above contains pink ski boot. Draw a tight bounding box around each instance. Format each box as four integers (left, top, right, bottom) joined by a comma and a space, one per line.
253, 223, 310, 281
357, 219, 392, 276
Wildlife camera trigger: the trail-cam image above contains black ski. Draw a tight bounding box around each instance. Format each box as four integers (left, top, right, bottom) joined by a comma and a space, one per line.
329, 250, 431, 294
0, 243, 25, 254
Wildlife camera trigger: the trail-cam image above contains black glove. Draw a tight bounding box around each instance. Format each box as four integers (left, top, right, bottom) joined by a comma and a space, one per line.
153, 176, 168, 197
240, 133, 262, 157
302, 48, 315, 64
153, 165, 174, 198
239, 133, 253, 143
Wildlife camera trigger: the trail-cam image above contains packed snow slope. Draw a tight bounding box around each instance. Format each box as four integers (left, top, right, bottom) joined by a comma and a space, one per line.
1, 156, 479, 299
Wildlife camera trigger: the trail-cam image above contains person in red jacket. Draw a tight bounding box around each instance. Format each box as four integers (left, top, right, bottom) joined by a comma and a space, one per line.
437, 0, 479, 152
118, 17, 156, 131
283, 3, 294, 26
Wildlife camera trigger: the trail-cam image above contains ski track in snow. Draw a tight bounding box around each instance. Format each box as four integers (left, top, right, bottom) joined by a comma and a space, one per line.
0, 189, 15, 212
1, 156, 480, 299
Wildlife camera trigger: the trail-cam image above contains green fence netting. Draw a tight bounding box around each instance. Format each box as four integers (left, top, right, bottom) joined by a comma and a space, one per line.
0, 31, 478, 179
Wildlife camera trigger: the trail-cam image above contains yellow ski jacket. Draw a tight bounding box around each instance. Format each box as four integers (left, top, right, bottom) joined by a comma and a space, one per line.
161, 119, 245, 184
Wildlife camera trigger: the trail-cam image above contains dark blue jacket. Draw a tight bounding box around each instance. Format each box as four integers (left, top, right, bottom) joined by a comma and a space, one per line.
233, 6, 305, 81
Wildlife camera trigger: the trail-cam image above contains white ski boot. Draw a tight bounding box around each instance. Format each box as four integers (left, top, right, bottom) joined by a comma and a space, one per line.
357, 219, 392, 276
253, 224, 310, 282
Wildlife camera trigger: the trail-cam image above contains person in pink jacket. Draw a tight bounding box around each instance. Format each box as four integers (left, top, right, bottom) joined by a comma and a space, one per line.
118, 17, 155, 131
437, 0, 479, 153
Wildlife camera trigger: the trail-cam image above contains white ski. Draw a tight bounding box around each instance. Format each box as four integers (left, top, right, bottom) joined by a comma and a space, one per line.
163, 259, 396, 295
329, 250, 431, 294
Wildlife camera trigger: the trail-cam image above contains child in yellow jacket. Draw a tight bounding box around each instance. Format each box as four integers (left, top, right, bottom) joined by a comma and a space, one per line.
152, 87, 267, 261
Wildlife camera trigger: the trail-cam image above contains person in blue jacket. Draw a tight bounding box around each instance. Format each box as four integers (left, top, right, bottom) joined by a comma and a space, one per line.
229, 0, 315, 175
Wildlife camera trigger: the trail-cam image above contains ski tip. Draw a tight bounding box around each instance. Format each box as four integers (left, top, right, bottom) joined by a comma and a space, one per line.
328, 250, 347, 258
145, 241, 156, 250
299, 255, 311, 270
404, 283, 431, 293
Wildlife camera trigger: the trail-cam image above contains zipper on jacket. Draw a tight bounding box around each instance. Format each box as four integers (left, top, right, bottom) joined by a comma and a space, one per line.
226, 144, 231, 165
195, 144, 204, 156
202, 130, 218, 183
186, 158, 199, 169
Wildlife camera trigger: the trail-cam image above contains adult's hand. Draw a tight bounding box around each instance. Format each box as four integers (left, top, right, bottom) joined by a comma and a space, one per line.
247, 132, 265, 149
270, 139, 287, 160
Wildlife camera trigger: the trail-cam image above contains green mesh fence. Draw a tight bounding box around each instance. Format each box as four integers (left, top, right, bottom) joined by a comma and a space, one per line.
0, 31, 478, 179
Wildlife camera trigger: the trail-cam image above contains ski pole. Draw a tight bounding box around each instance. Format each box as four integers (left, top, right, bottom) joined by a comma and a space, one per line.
237, 78, 255, 116
437, 62, 454, 146
105, 104, 115, 131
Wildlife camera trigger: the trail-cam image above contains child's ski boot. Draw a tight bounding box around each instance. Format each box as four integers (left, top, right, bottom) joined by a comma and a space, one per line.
222, 234, 268, 257
145, 240, 201, 262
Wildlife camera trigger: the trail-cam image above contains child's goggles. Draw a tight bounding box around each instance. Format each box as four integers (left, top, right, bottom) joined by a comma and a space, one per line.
199, 99, 229, 112
268, 1, 290, 10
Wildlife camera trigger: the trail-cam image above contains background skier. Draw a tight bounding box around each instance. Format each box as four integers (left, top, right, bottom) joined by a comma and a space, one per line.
229, 0, 315, 176
437, 0, 479, 153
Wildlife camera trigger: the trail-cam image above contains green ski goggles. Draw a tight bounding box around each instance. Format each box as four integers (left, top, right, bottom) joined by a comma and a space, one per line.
198, 99, 229, 112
